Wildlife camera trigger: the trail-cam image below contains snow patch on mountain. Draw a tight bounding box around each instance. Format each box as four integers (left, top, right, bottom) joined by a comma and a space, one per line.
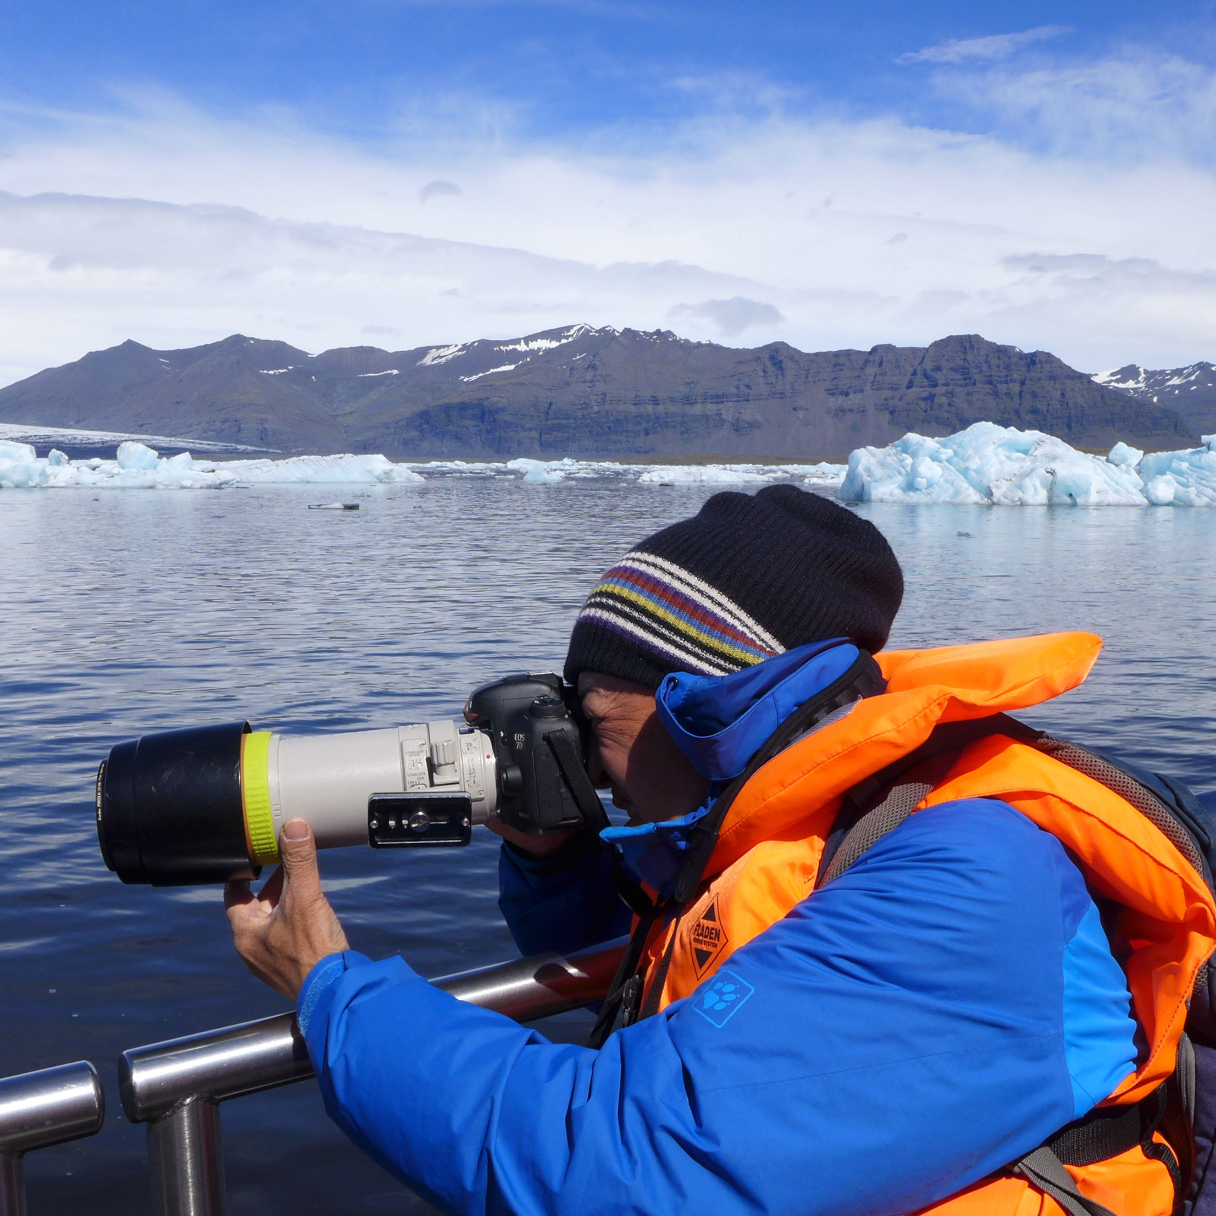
460, 364, 518, 383
418, 343, 467, 367
491, 324, 604, 356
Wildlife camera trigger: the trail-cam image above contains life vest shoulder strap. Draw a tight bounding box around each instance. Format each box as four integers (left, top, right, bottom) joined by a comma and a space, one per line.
815, 712, 1037, 887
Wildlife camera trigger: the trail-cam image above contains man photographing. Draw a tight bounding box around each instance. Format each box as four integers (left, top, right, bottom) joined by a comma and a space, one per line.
227, 485, 1214, 1216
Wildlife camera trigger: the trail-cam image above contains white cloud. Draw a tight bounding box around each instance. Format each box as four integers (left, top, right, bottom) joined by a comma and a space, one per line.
898, 25, 1070, 66
0, 51, 1214, 386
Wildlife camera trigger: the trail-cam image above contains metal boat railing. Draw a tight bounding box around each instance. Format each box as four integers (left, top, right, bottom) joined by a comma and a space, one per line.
118, 937, 626, 1216
0, 1061, 105, 1216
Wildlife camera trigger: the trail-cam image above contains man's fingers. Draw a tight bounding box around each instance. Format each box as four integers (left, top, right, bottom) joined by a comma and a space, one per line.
256, 865, 286, 908
278, 819, 324, 901
224, 878, 253, 912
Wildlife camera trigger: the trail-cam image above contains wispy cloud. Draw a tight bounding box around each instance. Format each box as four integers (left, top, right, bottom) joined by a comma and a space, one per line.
668, 297, 784, 336
898, 25, 1070, 66
420, 179, 462, 202
941, 50, 1216, 158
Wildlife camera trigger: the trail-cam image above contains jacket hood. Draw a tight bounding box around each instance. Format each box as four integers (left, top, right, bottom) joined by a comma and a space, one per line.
601, 639, 857, 898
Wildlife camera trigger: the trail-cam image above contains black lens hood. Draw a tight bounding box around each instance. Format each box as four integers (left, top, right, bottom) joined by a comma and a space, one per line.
97, 722, 260, 886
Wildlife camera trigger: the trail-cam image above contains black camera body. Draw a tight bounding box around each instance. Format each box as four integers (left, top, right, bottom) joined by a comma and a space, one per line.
464, 672, 596, 835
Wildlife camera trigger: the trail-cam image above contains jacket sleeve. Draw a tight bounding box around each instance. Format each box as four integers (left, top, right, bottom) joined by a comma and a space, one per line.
299, 798, 1135, 1216
497, 832, 632, 957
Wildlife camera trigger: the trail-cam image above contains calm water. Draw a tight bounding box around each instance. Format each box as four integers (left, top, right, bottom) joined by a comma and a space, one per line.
2, 478, 1215, 1214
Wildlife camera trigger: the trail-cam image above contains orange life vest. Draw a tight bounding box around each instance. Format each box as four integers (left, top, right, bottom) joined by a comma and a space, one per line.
633, 632, 1216, 1216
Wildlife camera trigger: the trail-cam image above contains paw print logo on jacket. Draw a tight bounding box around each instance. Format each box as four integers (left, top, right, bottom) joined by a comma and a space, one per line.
692, 969, 754, 1028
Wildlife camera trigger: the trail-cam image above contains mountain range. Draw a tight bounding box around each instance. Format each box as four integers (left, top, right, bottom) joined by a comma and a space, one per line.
1092, 363, 1216, 439
0, 326, 1202, 458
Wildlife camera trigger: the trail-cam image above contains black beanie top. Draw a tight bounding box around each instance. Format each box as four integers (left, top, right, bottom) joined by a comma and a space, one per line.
564, 485, 904, 690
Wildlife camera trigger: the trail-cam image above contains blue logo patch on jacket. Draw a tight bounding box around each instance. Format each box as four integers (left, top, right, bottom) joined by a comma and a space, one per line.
693, 970, 754, 1027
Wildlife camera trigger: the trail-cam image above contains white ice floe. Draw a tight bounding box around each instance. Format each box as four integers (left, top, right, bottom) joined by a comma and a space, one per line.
638, 462, 847, 486
638, 465, 775, 484
839, 422, 1216, 506
801, 462, 849, 486
0, 442, 425, 490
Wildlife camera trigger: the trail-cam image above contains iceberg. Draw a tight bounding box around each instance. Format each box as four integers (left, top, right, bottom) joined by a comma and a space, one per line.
117, 441, 160, 471
802, 462, 849, 487
0, 444, 425, 490
841, 424, 1142, 506
839, 422, 1216, 506
506, 457, 573, 484
1138, 447, 1216, 506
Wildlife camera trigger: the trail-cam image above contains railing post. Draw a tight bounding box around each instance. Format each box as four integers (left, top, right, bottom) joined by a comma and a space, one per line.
148, 1098, 225, 1216
121, 937, 626, 1214
0, 1060, 104, 1216
0, 1152, 24, 1216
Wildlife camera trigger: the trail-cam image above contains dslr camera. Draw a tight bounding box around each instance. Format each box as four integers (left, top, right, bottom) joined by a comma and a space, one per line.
96, 673, 606, 886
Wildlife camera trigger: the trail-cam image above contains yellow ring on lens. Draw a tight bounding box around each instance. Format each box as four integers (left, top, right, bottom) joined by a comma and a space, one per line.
241, 731, 279, 865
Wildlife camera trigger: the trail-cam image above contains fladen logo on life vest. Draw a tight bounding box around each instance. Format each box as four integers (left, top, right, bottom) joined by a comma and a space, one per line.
690, 896, 729, 977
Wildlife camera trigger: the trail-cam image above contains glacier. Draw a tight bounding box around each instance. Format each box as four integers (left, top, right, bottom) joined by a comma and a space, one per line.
0, 441, 425, 490
838, 422, 1216, 506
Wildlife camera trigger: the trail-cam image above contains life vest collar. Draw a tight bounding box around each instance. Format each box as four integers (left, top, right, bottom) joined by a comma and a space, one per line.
708, 631, 1104, 877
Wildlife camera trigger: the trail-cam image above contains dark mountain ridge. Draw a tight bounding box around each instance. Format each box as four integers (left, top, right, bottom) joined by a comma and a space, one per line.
0, 326, 1197, 458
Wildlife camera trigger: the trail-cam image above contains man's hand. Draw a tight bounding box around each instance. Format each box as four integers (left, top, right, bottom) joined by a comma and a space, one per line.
225, 819, 350, 1001
484, 817, 578, 858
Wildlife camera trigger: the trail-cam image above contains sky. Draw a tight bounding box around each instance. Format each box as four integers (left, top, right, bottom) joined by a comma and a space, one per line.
0, 0, 1214, 385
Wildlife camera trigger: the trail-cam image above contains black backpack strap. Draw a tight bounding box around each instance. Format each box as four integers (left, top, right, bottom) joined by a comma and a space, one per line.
1044, 1099, 1144, 1166
1013, 1148, 1120, 1216
1012, 1081, 1180, 1216
816, 713, 1037, 888
817, 749, 960, 887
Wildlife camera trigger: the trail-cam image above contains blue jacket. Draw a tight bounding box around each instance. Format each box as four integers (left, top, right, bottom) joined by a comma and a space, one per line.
298, 643, 1141, 1216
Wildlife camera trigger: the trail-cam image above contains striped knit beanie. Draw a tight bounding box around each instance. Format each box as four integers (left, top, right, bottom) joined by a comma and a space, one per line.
564, 485, 903, 690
